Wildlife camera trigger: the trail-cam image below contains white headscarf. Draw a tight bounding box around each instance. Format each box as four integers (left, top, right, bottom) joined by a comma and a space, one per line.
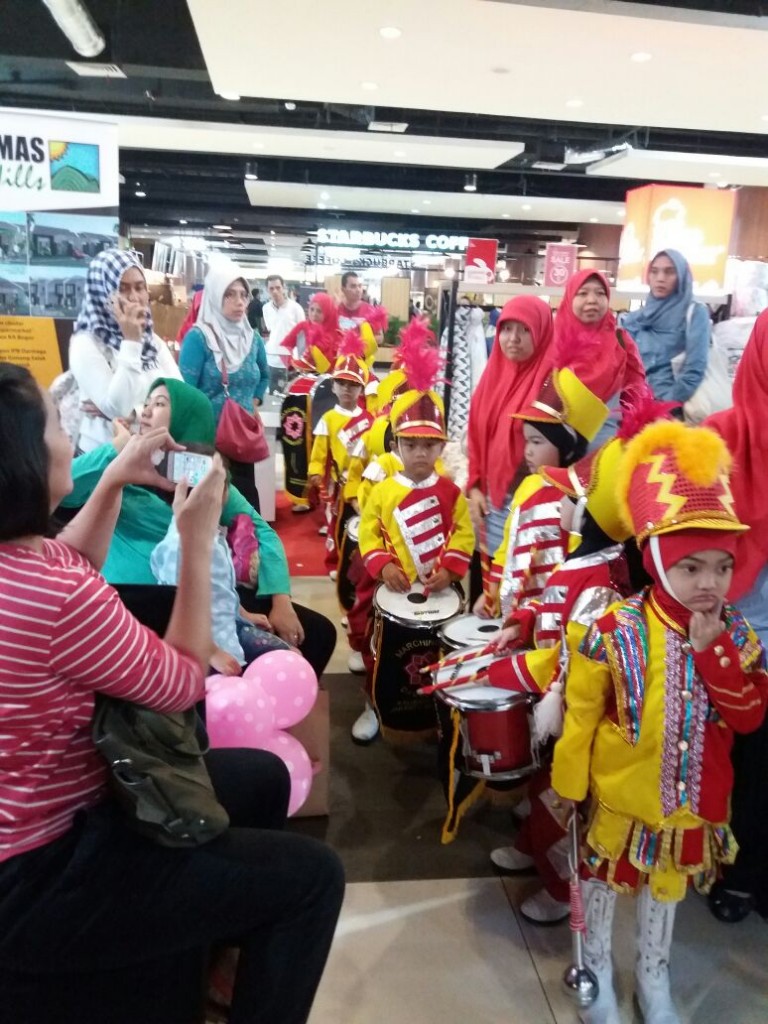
196, 260, 254, 373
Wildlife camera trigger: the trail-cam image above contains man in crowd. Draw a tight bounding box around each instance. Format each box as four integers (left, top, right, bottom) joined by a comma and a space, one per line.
337, 271, 375, 328
263, 275, 304, 395
247, 287, 264, 332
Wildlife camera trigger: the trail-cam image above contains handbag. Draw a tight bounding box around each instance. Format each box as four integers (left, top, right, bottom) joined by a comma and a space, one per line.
215, 362, 270, 463
92, 695, 230, 847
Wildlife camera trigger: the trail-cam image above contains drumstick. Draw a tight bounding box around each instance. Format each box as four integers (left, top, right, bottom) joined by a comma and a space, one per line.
423, 521, 456, 598
418, 666, 491, 696
419, 640, 499, 675
477, 516, 496, 616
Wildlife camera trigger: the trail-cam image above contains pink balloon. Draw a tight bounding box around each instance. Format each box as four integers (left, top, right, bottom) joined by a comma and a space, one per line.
257, 731, 313, 816
205, 674, 276, 748
243, 650, 318, 729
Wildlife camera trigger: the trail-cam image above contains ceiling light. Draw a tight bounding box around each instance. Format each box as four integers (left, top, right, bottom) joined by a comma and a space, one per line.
284, 101, 296, 111
502, 213, 511, 219
219, 90, 240, 101
179, 219, 188, 225
444, 267, 456, 279
252, 141, 264, 149
762, 115, 768, 123
270, 230, 275, 236
522, 203, 532, 211
379, 26, 402, 39
317, 203, 327, 210
394, 149, 406, 158
41, 0, 105, 57
422, 199, 431, 205
134, 190, 146, 198
631, 51, 653, 63
464, 173, 478, 192
411, 208, 419, 214
361, 81, 378, 91
565, 98, 584, 109
244, 161, 258, 180
589, 217, 599, 223
617, 208, 626, 216
66, 60, 125, 77
367, 120, 409, 133
320, 191, 330, 201
213, 224, 231, 230
708, 171, 722, 178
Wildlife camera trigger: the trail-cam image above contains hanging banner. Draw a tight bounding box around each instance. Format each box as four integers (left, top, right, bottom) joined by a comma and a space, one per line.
618, 184, 735, 291
464, 237, 499, 284
543, 243, 578, 287
0, 108, 119, 212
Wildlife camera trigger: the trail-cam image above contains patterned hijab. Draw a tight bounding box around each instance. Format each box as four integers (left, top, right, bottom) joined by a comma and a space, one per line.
73, 248, 157, 369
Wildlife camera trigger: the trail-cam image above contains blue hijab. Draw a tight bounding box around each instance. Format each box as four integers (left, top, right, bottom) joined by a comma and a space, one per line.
622, 249, 693, 334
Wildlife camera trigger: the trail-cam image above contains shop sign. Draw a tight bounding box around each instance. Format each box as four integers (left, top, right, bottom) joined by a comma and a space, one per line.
464, 237, 499, 284
617, 184, 735, 290
0, 316, 63, 386
543, 243, 578, 287
0, 108, 119, 212
313, 250, 412, 270
316, 227, 468, 252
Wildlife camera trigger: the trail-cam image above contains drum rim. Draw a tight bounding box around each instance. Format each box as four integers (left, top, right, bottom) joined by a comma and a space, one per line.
373, 582, 463, 627
438, 615, 503, 643
436, 687, 536, 712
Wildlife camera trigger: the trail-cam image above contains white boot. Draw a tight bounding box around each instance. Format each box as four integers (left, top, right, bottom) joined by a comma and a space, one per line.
347, 651, 365, 674
635, 886, 681, 1024
351, 702, 379, 744
577, 879, 621, 1024
490, 846, 535, 873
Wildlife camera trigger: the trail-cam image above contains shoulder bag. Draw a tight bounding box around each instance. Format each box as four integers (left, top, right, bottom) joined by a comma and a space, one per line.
92, 695, 229, 847
215, 361, 270, 463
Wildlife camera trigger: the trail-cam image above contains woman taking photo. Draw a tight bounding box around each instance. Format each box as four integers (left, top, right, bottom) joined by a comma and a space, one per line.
0, 362, 344, 1024
622, 248, 710, 408
68, 248, 181, 453
180, 261, 268, 511
467, 295, 554, 552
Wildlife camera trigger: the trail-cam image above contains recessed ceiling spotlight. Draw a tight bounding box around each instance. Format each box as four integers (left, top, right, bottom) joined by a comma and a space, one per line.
317, 202, 327, 210
565, 98, 584, 108
244, 161, 258, 181
379, 26, 401, 39
708, 171, 722, 178
631, 51, 653, 63
252, 140, 264, 149
464, 173, 478, 192
617, 208, 626, 216
270, 230, 275, 236
361, 81, 378, 91
134, 189, 146, 198
284, 101, 297, 111
320, 191, 330, 201
394, 149, 406, 158
422, 199, 431, 205
411, 208, 419, 214
219, 90, 241, 101
179, 219, 188, 225
521, 203, 532, 211
213, 224, 231, 230
502, 213, 511, 219
589, 217, 599, 223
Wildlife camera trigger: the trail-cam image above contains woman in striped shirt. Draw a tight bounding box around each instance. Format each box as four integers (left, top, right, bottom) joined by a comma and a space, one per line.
0, 362, 344, 1024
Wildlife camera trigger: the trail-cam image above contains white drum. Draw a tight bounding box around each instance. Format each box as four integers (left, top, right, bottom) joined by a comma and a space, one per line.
439, 613, 503, 652
373, 581, 462, 630
346, 514, 361, 544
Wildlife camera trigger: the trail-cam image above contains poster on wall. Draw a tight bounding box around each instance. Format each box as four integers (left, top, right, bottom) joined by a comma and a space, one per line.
464, 238, 499, 284
0, 315, 70, 387
543, 243, 578, 287
617, 184, 735, 292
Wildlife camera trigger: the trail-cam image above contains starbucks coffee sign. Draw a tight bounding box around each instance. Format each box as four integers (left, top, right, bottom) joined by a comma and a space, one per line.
317, 227, 468, 252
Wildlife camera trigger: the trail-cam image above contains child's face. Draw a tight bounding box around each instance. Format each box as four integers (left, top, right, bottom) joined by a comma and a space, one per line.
666, 549, 734, 613
523, 423, 561, 473
397, 436, 444, 482
333, 378, 363, 410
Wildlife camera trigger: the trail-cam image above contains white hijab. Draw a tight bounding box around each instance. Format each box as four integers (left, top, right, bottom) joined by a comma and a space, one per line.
197, 260, 254, 373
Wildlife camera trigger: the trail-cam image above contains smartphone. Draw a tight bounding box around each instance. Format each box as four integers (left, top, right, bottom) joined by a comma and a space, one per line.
165, 451, 213, 487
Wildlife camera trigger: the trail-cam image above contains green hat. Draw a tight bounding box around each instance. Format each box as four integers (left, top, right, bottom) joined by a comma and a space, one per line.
149, 377, 216, 446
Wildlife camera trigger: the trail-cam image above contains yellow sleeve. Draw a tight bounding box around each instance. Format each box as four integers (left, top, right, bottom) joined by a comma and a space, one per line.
358, 482, 390, 577
308, 432, 329, 479
551, 643, 611, 803
442, 491, 476, 578
357, 477, 373, 512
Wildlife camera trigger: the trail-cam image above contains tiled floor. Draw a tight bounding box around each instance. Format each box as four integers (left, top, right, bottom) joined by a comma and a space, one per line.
290, 576, 768, 1024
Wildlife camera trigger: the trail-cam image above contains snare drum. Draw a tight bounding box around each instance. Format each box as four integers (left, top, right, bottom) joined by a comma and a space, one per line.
436, 684, 541, 782
439, 613, 503, 653
336, 514, 362, 612
371, 583, 462, 738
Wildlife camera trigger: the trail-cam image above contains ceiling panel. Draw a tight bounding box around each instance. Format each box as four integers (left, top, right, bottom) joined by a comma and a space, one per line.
188, 0, 768, 135
588, 146, 768, 186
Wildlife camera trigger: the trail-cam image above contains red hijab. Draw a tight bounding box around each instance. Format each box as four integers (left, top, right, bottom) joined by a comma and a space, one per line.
467, 295, 554, 506
309, 292, 340, 340
554, 269, 645, 403
706, 310, 768, 599
177, 289, 203, 346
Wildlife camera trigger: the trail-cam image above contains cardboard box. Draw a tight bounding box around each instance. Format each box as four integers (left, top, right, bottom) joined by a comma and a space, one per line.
289, 689, 330, 817
151, 299, 188, 342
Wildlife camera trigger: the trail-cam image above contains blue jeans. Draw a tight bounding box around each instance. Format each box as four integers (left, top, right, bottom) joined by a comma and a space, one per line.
236, 616, 292, 664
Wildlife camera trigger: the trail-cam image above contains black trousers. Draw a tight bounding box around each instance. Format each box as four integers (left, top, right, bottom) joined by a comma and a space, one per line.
229, 457, 261, 514
0, 802, 344, 1024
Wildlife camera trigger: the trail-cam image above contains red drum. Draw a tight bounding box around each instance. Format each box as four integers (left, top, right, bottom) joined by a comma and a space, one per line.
436, 684, 541, 781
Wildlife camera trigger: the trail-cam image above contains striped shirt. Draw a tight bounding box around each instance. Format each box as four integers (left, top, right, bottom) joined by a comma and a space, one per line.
0, 539, 204, 863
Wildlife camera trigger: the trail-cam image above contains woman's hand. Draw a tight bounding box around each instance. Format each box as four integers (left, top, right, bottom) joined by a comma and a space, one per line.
210, 647, 242, 676
689, 609, 725, 652
495, 623, 520, 652
468, 487, 488, 528
112, 418, 132, 453
239, 608, 274, 632
269, 594, 304, 647
103, 427, 183, 491
172, 455, 227, 547
111, 291, 148, 342
382, 563, 410, 593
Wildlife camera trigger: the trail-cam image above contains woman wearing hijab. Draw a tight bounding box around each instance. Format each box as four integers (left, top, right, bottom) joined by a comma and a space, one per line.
705, 308, 768, 923
68, 248, 181, 454
621, 249, 710, 407
180, 261, 268, 511
554, 269, 647, 448
279, 292, 341, 371
467, 295, 555, 553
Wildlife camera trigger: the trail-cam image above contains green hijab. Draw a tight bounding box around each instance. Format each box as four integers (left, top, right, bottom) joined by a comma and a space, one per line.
149, 377, 216, 445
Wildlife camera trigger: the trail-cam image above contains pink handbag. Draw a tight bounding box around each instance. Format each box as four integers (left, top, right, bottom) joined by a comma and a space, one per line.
215, 362, 269, 463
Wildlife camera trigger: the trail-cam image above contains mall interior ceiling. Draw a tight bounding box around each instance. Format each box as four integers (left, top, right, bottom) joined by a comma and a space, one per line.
3, 0, 768, 262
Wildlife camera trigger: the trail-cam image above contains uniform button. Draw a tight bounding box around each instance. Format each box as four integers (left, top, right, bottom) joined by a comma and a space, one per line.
681, 691, 693, 702
682, 642, 692, 654
719, 656, 731, 668
714, 645, 725, 656
678, 740, 689, 752
677, 781, 686, 792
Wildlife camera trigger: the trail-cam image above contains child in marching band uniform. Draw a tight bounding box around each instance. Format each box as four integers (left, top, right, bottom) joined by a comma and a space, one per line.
308, 332, 374, 579
357, 383, 475, 742
552, 420, 768, 1024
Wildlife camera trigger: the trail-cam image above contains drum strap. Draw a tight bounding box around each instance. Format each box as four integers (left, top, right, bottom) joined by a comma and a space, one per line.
441, 708, 486, 844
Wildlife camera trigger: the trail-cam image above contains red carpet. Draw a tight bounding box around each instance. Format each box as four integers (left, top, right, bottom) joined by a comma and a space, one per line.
274, 492, 328, 576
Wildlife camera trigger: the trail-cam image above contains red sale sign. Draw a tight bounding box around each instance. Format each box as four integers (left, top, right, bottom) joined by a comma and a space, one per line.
464, 237, 499, 284
543, 243, 578, 287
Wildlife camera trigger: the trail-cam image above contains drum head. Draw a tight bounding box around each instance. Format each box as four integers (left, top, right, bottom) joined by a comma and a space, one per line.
374, 582, 462, 627
440, 614, 503, 649
437, 684, 532, 713
310, 375, 336, 430
346, 514, 361, 543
